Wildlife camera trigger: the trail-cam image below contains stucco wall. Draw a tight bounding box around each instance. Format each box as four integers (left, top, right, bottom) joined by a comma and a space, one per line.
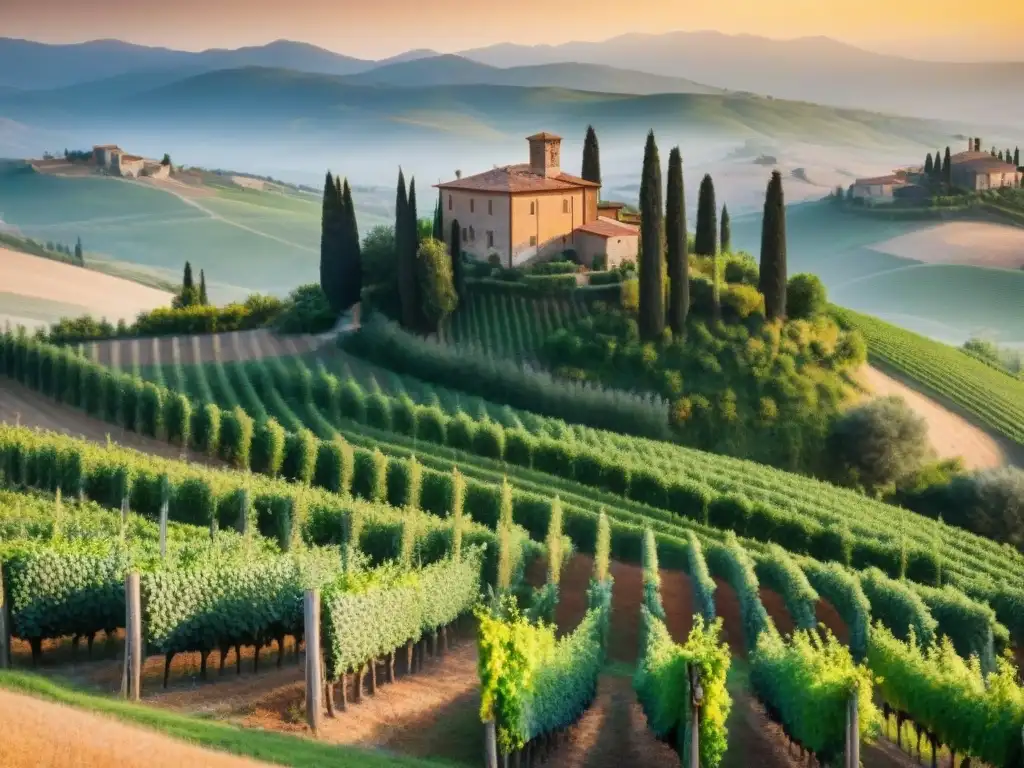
510, 189, 584, 266
577, 232, 638, 269
441, 188, 512, 264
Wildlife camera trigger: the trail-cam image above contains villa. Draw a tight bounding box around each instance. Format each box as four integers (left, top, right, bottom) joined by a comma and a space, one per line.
435, 132, 639, 269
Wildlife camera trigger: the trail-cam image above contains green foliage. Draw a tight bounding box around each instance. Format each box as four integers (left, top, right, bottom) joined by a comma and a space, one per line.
251, 418, 287, 477
416, 237, 458, 330
800, 559, 870, 662
190, 402, 221, 456
686, 532, 716, 622
858, 567, 937, 646
138, 382, 164, 438
754, 545, 819, 630
164, 392, 192, 447
704, 535, 772, 654
758, 171, 788, 321
275, 284, 337, 334
638, 130, 665, 341
868, 625, 1024, 767
750, 629, 879, 764
786, 274, 827, 320
219, 406, 254, 470
282, 428, 318, 485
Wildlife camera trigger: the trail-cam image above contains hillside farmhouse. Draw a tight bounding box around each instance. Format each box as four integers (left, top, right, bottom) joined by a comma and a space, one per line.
435, 132, 639, 269
947, 151, 1021, 191
91, 145, 169, 179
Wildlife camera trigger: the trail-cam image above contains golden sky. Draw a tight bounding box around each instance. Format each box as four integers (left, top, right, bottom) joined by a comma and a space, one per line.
2, 0, 1021, 61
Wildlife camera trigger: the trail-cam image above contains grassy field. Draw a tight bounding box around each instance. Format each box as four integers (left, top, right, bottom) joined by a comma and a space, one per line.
833, 306, 1024, 451
732, 201, 1024, 345
0, 163, 392, 303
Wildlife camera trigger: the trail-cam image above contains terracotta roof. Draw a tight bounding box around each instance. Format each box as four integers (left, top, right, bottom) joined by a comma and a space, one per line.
576, 218, 640, 238
854, 175, 905, 186
93, 144, 121, 150
948, 152, 1018, 172
119, 154, 144, 162
526, 132, 562, 141
435, 164, 599, 193
597, 202, 626, 209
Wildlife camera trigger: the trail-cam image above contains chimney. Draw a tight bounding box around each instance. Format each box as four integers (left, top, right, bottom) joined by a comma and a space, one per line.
455, 170, 462, 179
526, 132, 562, 178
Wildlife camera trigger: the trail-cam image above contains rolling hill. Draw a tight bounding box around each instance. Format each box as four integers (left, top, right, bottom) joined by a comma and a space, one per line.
0, 65, 958, 148
458, 31, 1024, 126
339, 54, 724, 94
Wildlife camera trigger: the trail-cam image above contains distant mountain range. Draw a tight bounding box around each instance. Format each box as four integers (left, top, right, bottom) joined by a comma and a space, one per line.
1, 33, 1021, 125
0, 64, 957, 151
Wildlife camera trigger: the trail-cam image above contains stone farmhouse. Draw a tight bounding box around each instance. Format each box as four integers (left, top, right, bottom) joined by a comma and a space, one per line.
92, 145, 170, 179
851, 136, 1021, 204
435, 132, 639, 269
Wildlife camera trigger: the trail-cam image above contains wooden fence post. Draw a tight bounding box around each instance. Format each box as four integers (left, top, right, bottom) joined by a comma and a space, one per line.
304, 590, 323, 734
484, 720, 499, 768
122, 572, 142, 701
0, 560, 11, 670
688, 663, 703, 768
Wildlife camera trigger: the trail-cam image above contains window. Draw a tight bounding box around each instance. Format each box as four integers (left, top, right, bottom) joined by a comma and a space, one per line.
488, 199, 493, 215
562, 199, 569, 214
487, 231, 494, 248
469, 226, 475, 241
448, 195, 452, 210
529, 235, 537, 247
529, 201, 536, 215
470, 199, 475, 213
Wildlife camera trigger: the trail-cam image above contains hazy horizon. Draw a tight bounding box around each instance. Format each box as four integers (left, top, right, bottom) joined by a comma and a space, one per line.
2, 0, 1022, 63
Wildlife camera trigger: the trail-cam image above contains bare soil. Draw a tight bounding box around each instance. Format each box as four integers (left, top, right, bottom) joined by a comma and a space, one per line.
868, 221, 1024, 271
856, 364, 1007, 470
89, 328, 325, 370
0, 689, 271, 768
0, 246, 171, 325
0, 379, 215, 464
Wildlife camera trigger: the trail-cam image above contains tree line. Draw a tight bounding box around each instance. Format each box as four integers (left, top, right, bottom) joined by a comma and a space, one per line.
637, 130, 787, 341
173, 261, 209, 308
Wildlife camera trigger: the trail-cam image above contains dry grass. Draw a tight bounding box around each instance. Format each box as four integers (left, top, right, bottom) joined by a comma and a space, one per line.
867, 221, 1024, 270
0, 246, 172, 326
0, 689, 271, 768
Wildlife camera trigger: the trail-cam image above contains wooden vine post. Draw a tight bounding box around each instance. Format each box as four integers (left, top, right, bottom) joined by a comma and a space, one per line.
688, 663, 703, 768
846, 683, 860, 768
122, 572, 142, 701
0, 559, 11, 669
304, 590, 323, 735
158, 475, 169, 560
484, 720, 499, 768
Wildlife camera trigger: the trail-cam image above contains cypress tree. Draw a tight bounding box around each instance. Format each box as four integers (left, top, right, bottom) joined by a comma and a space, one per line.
1014, 147, 1020, 167
933, 151, 943, 178
924, 153, 933, 175
943, 146, 952, 186
199, 269, 208, 305
432, 188, 444, 241
74, 237, 83, 265
338, 179, 362, 311
319, 171, 338, 304
408, 178, 419, 255
638, 130, 664, 341
582, 125, 601, 187
396, 169, 418, 330
665, 146, 688, 334
450, 219, 464, 297
720, 204, 731, 254
183, 261, 194, 291
694, 174, 717, 257
999, 150, 1005, 162
759, 171, 788, 322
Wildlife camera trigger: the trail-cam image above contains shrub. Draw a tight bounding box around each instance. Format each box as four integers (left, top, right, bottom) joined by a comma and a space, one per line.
82, 365, 103, 416
629, 468, 669, 509
120, 376, 141, 432
338, 379, 367, 422
314, 438, 354, 494
786, 274, 828, 320
352, 448, 388, 503
164, 392, 192, 446
447, 412, 476, 451
219, 406, 253, 469
472, 420, 506, 460
138, 382, 164, 438
708, 494, 752, 534
667, 480, 711, 524
191, 402, 221, 456
533, 438, 575, 480
724, 255, 759, 285
414, 405, 447, 444
274, 284, 337, 334
721, 284, 765, 321
251, 418, 287, 477
282, 428, 318, 485
504, 429, 535, 468
314, 371, 340, 419
391, 394, 417, 436
365, 392, 393, 431
420, 470, 454, 517
100, 370, 120, 422
825, 396, 934, 496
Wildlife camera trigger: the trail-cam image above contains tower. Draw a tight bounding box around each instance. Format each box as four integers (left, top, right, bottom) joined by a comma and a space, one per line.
527, 132, 562, 178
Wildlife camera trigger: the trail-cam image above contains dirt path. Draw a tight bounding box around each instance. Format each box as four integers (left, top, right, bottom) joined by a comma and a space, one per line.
856, 364, 1006, 469
0, 689, 271, 768
0, 379, 211, 463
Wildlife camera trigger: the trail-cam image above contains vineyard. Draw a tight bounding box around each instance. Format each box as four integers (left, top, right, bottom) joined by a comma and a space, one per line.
437, 291, 590, 360
2, 321, 1024, 765
832, 306, 1024, 449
